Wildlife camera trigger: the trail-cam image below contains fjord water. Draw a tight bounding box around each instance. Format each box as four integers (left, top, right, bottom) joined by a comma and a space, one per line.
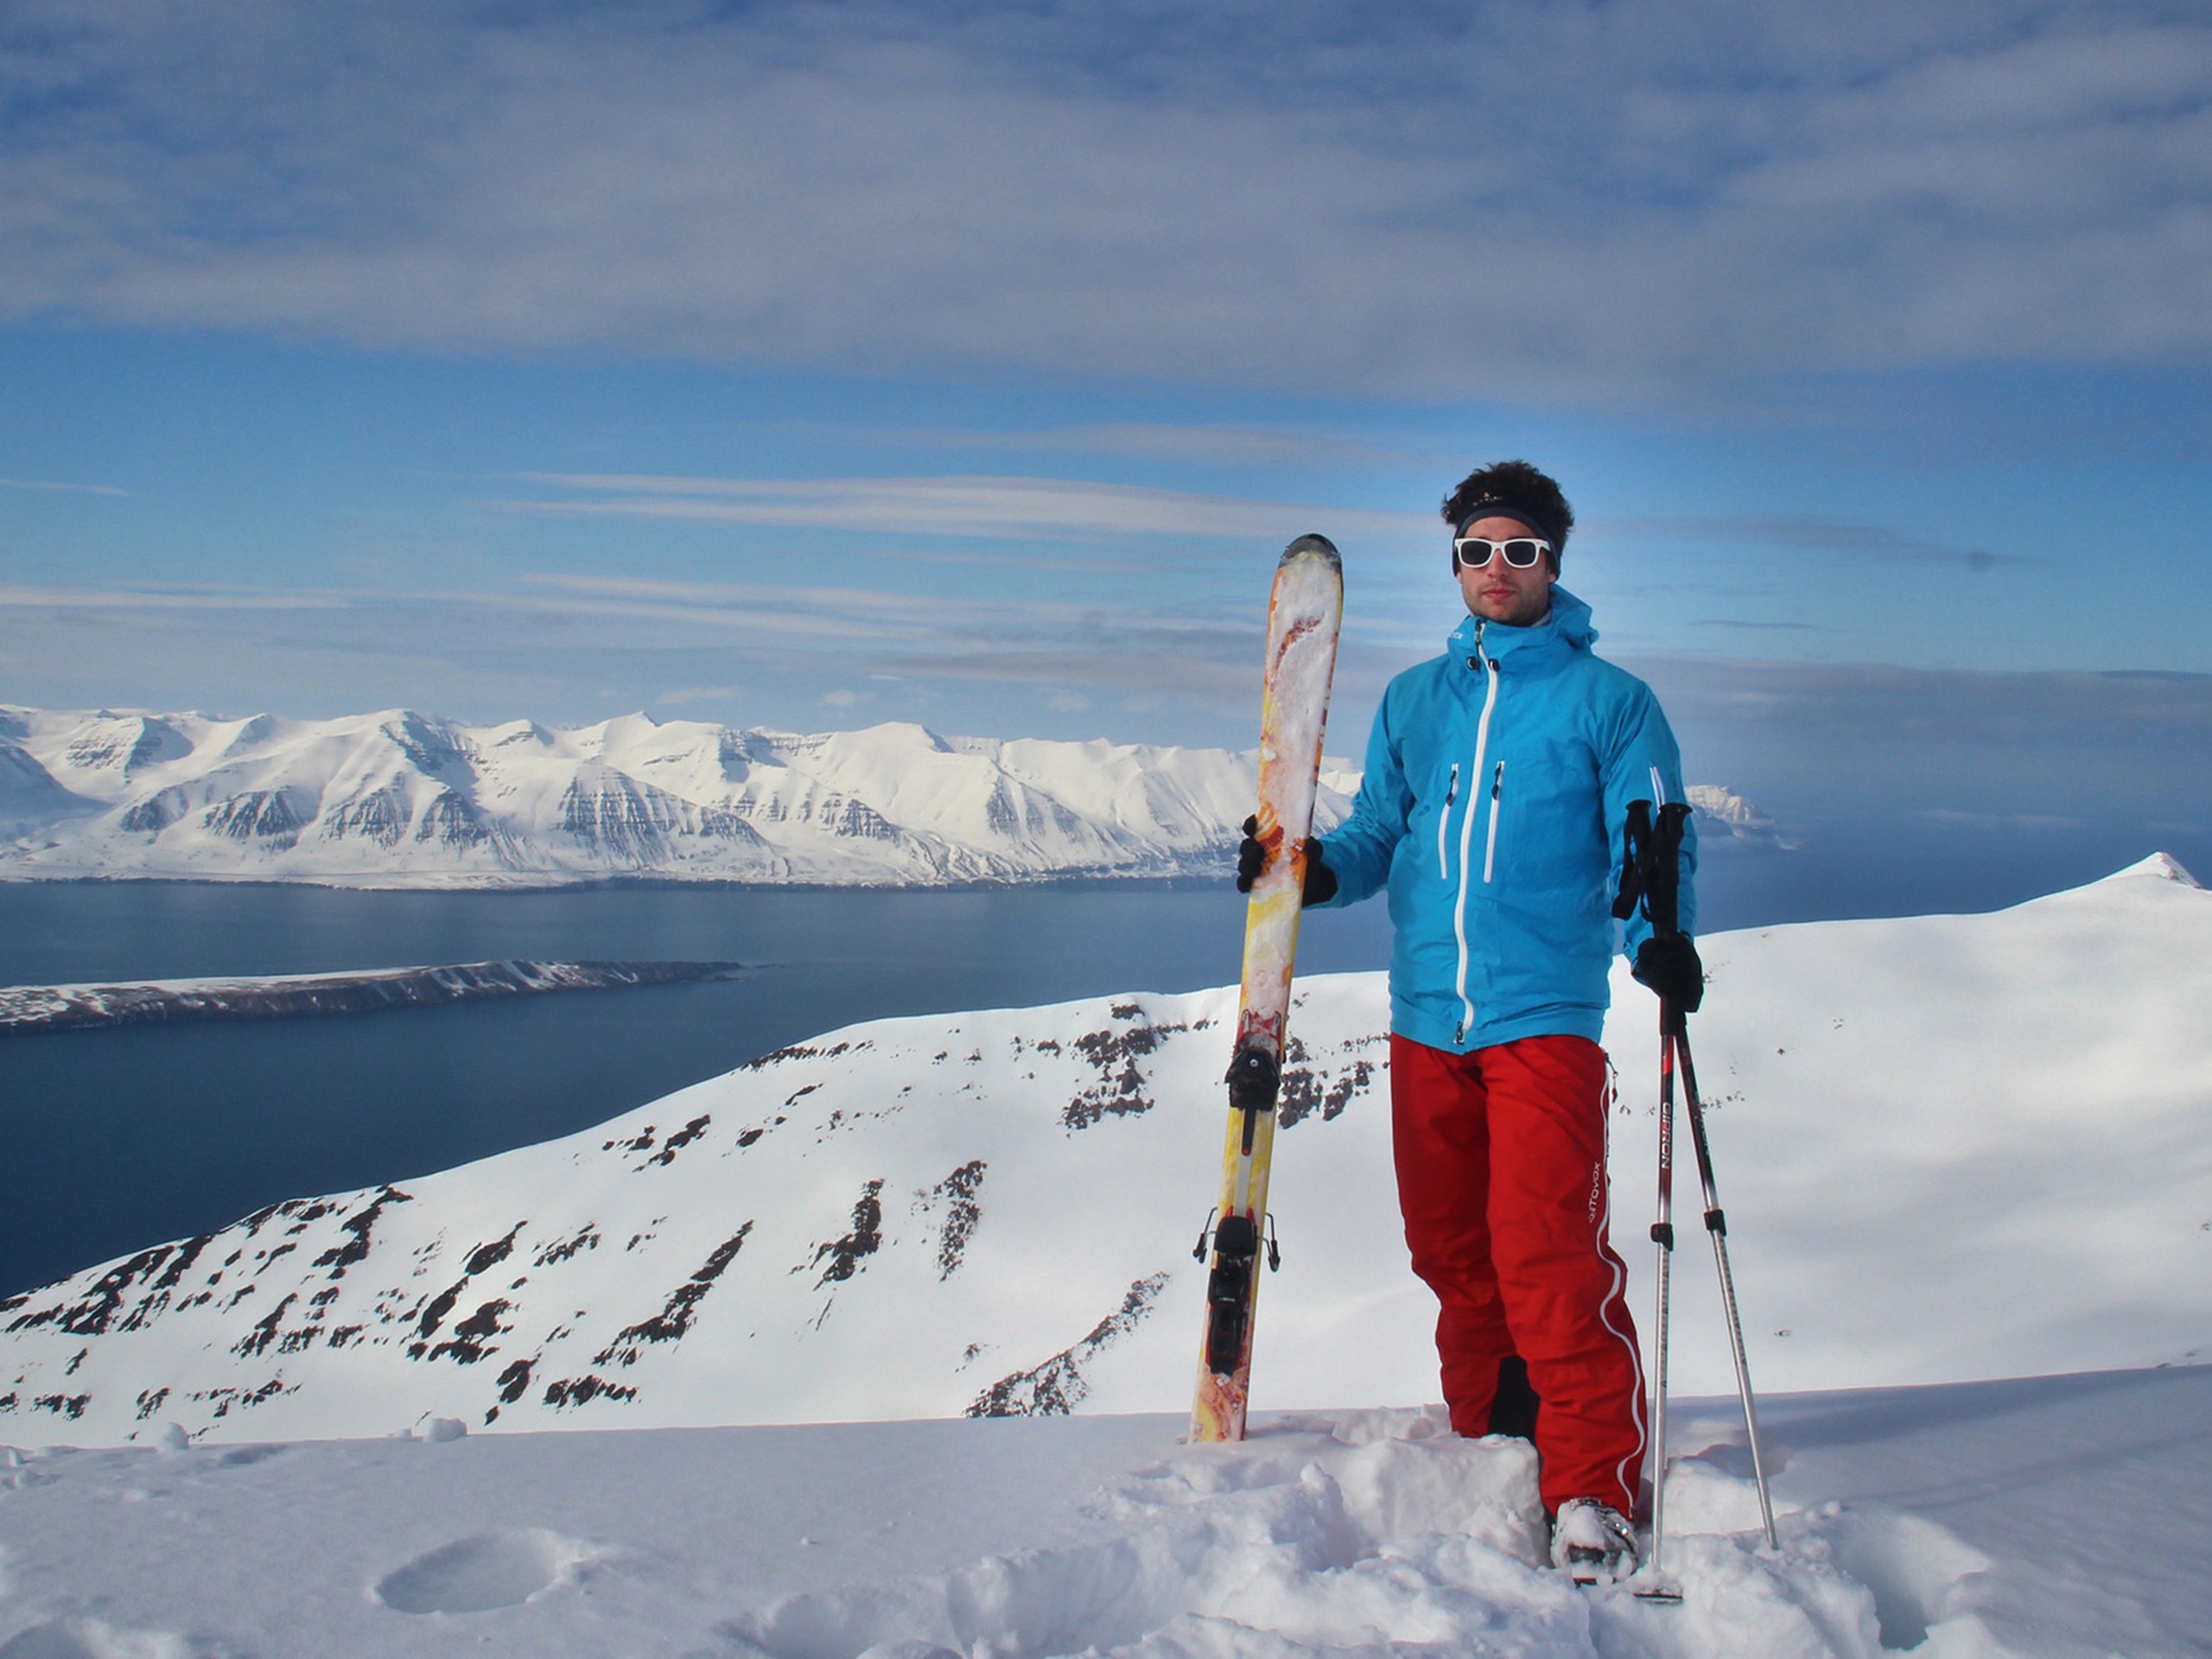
3, 810, 2194, 1298
1, 880, 1392, 1297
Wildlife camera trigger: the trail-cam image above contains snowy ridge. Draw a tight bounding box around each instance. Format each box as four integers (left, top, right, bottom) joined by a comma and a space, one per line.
1683, 782, 1793, 848
0, 705, 1356, 887
0, 703, 1777, 887
3, 855, 2206, 1457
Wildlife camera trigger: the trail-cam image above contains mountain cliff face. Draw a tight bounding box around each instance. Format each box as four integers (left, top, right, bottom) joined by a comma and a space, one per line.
3, 855, 2202, 1448
0, 707, 1363, 887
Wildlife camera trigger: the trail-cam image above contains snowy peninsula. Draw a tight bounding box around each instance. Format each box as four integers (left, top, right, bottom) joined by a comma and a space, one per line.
0, 959, 741, 1037
0, 703, 1779, 888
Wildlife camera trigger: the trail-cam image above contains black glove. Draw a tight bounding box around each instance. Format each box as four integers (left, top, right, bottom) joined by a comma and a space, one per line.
1235, 815, 1338, 906
1236, 816, 1268, 891
1633, 934, 1704, 1013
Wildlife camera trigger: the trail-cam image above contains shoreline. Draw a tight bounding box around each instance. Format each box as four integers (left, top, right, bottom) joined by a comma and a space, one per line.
0, 958, 744, 1037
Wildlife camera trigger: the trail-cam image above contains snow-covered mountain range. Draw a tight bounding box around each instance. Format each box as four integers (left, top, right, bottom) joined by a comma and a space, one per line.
5, 854, 2203, 1452
0, 704, 1777, 887
0, 704, 1355, 887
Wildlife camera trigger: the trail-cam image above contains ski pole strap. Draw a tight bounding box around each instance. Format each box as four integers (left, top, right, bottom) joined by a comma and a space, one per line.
1611, 799, 1651, 922
1645, 801, 1691, 939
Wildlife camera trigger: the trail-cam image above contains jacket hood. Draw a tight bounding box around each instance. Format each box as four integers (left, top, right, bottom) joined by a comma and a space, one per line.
1446, 585, 1598, 661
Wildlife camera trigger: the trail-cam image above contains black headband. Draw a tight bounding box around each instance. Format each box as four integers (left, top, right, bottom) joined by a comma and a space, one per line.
1454, 493, 1567, 555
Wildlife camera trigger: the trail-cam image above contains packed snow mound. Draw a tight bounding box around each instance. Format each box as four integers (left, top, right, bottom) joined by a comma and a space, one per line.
3, 857, 2205, 1451
0, 703, 1779, 887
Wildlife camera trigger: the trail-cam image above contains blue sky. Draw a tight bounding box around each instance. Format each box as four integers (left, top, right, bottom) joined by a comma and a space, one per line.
3, 0, 2209, 874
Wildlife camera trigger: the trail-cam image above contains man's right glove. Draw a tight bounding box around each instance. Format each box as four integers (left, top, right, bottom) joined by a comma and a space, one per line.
1632, 934, 1705, 1013
1236, 815, 1338, 906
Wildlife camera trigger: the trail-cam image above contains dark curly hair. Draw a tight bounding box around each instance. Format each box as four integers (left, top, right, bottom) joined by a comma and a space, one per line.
1440, 460, 1573, 559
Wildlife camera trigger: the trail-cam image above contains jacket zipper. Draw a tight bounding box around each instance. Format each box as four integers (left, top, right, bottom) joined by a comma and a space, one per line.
1451, 625, 1499, 1045
1435, 764, 1459, 880
1483, 760, 1505, 884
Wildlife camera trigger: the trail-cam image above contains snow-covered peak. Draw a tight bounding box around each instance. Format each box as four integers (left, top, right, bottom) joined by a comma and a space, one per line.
2098, 849, 2201, 887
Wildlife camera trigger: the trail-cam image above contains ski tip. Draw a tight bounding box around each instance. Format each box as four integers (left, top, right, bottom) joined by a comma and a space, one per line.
1280, 533, 1340, 569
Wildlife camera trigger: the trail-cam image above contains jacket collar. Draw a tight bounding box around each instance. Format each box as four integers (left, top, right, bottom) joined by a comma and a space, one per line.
1448, 585, 1598, 667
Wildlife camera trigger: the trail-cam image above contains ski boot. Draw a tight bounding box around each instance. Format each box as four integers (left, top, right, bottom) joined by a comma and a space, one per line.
1552, 1498, 1638, 1586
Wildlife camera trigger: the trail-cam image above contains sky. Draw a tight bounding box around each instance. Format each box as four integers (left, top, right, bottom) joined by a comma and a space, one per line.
3, 0, 2210, 881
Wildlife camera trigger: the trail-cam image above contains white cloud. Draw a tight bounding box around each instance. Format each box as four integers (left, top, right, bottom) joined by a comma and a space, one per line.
656, 683, 744, 707
3, 3, 2207, 399
867, 423, 1455, 469
505, 473, 1425, 543
1593, 516, 2025, 569
0, 571, 1271, 710
0, 476, 127, 496
0, 582, 341, 611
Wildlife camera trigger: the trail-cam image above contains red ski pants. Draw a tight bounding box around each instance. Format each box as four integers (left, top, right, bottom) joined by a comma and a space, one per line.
1390, 1032, 1646, 1517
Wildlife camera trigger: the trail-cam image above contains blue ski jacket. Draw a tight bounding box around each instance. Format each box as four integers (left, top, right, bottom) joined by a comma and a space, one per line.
1313, 586, 1694, 1053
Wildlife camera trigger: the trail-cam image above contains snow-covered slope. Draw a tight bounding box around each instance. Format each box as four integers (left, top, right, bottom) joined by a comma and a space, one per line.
0, 703, 1776, 887
4, 1370, 2208, 1657
5, 855, 2203, 1453
0, 705, 1354, 887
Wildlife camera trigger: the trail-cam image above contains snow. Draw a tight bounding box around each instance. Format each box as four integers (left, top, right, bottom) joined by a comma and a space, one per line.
3, 854, 2207, 1655
8, 854, 2206, 1450
3, 1369, 2207, 1656
0, 704, 1352, 887
0, 703, 1781, 887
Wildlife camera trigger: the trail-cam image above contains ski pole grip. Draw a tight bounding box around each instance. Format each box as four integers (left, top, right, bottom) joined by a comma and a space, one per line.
1611, 800, 1650, 921
1646, 801, 1691, 938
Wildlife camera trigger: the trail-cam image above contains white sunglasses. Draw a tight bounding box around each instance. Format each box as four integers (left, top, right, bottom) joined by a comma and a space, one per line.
1452, 536, 1552, 571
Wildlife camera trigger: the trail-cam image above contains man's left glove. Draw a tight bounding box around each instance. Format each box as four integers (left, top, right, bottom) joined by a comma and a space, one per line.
1236, 815, 1338, 906
1632, 934, 1705, 1013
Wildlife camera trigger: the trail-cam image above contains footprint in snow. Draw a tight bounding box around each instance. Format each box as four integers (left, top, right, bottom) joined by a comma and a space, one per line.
216, 1444, 285, 1467
374, 1528, 590, 1615
0, 1618, 187, 1659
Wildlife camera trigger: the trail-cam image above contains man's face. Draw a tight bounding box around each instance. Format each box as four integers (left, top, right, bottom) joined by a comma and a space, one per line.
1456, 513, 1556, 628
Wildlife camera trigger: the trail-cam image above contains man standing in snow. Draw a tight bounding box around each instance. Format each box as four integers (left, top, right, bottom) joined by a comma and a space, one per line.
1239, 459, 1701, 1584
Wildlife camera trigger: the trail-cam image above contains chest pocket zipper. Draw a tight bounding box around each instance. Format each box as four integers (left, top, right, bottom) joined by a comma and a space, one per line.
1436, 764, 1459, 880
1483, 760, 1506, 883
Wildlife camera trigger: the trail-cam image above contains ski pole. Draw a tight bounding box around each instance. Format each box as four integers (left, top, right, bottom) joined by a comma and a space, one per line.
1670, 1017, 1778, 1549
1618, 798, 1779, 1566
1645, 995, 1681, 1591
1615, 798, 1684, 1591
